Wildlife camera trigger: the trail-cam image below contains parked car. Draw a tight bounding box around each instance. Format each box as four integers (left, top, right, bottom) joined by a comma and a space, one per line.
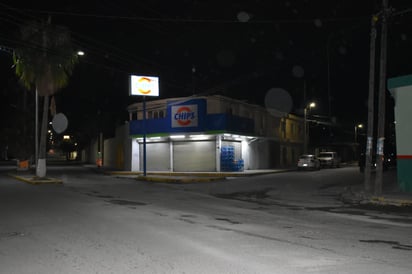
317, 151, 341, 168
297, 154, 321, 170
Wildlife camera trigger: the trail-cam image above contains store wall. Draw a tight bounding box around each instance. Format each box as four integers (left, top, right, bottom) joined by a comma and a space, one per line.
248, 140, 279, 169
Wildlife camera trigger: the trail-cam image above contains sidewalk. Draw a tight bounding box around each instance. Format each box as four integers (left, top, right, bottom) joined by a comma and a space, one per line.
7, 169, 63, 185
340, 169, 412, 209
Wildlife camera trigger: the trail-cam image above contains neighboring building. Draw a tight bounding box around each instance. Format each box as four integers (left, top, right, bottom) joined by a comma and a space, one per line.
389, 74, 412, 192
119, 95, 304, 172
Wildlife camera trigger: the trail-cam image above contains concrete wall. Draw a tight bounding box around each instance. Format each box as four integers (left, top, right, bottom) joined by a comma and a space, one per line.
82, 139, 98, 165
103, 124, 130, 170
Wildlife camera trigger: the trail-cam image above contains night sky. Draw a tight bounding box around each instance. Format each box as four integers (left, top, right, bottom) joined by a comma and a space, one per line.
1, 0, 412, 146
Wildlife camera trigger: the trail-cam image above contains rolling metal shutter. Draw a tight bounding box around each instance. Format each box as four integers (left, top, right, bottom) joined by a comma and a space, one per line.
173, 141, 216, 172
140, 142, 170, 171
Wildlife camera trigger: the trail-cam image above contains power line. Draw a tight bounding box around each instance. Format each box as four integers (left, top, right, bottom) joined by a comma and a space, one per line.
1, 5, 369, 24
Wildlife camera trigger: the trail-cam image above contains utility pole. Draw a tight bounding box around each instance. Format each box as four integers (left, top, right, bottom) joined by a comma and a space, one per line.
326, 34, 333, 139
375, 0, 389, 196
364, 14, 378, 193
304, 102, 316, 154
35, 89, 38, 169
304, 107, 308, 154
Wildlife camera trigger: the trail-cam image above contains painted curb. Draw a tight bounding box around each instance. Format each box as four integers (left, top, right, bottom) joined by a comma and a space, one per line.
8, 174, 63, 185
106, 169, 292, 178
135, 176, 224, 184
369, 196, 412, 207
340, 191, 412, 208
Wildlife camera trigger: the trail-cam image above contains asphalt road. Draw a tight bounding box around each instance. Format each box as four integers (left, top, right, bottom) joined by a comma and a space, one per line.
1, 166, 411, 274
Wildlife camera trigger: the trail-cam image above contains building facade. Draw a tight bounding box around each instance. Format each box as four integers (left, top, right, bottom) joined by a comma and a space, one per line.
122, 95, 304, 172
389, 74, 412, 192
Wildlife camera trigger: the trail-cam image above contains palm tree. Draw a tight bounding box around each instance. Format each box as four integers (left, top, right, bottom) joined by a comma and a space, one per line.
13, 18, 78, 178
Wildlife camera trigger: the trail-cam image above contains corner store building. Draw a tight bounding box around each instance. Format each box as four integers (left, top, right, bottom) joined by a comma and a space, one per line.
122, 95, 304, 172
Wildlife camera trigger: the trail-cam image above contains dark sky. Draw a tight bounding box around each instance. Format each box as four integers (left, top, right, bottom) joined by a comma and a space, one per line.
1, 0, 412, 140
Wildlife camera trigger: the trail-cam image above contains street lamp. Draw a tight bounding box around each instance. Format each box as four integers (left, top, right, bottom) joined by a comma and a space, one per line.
304, 102, 316, 154
355, 123, 363, 143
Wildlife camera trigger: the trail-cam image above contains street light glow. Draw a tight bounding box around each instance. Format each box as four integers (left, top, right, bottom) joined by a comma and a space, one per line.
304, 101, 316, 154
77, 51, 85, 56
354, 123, 364, 143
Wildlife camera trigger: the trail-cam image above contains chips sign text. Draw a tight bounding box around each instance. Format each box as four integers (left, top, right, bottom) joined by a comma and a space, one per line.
171, 105, 198, 128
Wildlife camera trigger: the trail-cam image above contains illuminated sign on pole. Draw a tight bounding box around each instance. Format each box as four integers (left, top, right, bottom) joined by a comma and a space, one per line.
129, 75, 159, 97
129, 75, 159, 177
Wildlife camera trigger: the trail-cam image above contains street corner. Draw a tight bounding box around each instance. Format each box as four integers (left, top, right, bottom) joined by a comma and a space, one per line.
8, 173, 63, 185
339, 188, 412, 212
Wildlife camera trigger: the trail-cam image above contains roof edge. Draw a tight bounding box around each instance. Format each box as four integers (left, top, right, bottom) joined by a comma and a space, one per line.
388, 74, 412, 90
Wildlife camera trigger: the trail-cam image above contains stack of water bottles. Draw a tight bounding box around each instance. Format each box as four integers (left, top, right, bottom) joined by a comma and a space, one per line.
221, 145, 244, 171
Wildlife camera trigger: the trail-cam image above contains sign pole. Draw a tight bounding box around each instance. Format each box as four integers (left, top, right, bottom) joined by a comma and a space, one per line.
143, 96, 147, 177
35, 88, 38, 169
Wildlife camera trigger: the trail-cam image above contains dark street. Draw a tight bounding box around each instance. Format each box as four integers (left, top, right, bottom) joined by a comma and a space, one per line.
1, 165, 411, 273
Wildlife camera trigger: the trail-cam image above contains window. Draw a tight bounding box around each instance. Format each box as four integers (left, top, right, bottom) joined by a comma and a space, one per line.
131, 112, 137, 120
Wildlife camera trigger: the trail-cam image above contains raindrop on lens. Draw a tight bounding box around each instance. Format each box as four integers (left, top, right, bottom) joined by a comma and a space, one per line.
314, 19, 322, 28
264, 88, 293, 117
292, 65, 305, 78
237, 11, 250, 22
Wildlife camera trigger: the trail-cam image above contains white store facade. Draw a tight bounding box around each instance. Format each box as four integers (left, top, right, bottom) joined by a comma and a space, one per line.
124, 95, 304, 172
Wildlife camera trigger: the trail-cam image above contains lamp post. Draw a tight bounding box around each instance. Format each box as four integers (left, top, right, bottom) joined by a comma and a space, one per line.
354, 124, 363, 143
304, 102, 316, 154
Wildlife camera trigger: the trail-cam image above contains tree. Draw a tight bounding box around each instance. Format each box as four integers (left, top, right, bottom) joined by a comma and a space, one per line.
13, 18, 78, 178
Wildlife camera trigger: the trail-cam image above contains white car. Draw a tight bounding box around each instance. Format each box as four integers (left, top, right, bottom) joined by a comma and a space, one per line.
297, 154, 321, 170
317, 151, 341, 168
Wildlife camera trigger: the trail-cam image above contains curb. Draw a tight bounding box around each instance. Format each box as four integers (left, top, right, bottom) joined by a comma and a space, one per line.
340, 190, 412, 208
8, 174, 63, 185
107, 169, 293, 184
369, 196, 412, 207
135, 175, 224, 184
105, 169, 293, 178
